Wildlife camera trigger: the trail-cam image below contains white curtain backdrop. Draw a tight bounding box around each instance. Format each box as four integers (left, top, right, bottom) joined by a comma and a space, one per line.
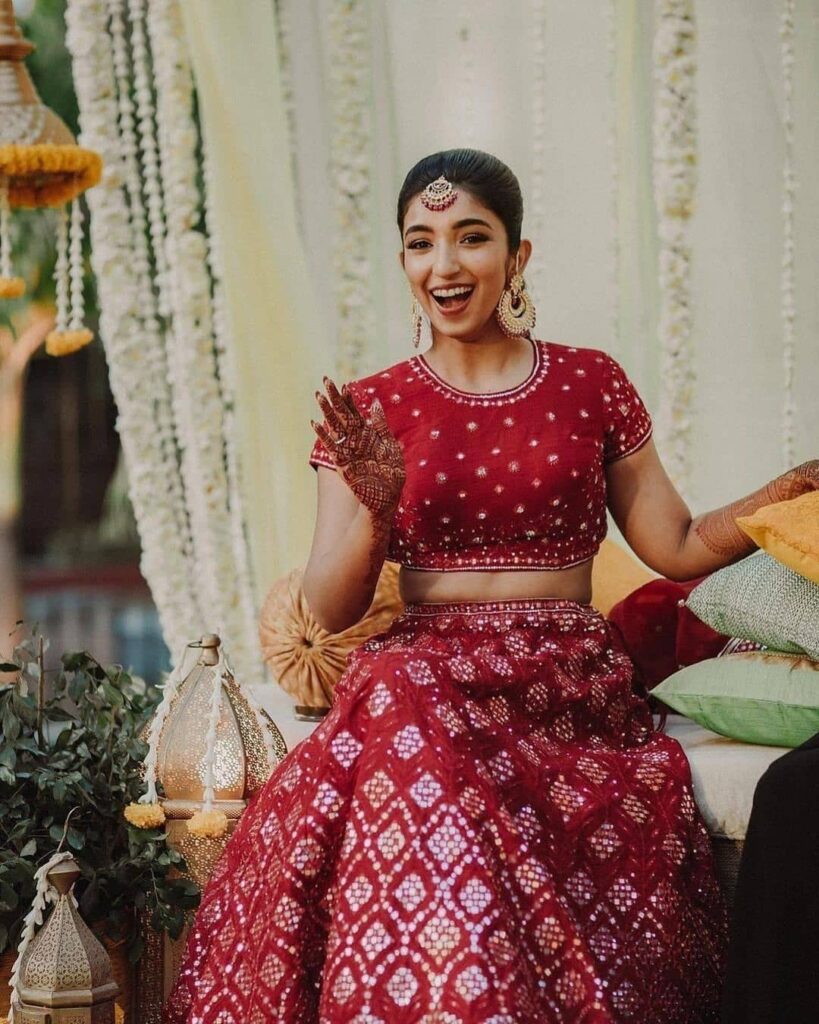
280, 0, 818, 506
182, 0, 818, 744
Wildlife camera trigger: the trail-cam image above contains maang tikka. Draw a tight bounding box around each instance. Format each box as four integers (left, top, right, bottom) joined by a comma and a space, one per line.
420, 175, 459, 211
496, 252, 536, 337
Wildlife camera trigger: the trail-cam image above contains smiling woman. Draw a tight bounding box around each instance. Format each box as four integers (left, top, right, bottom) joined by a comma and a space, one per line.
161, 149, 748, 1024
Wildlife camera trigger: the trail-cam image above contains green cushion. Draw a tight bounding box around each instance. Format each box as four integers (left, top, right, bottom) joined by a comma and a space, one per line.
685, 552, 819, 660
652, 652, 819, 747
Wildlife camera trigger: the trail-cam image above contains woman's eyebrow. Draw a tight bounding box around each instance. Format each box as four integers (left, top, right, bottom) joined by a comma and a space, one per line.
404, 217, 493, 238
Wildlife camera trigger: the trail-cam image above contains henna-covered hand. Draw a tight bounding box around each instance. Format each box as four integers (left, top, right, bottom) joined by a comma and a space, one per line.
311, 377, 406, 520
694, 457, 819, 557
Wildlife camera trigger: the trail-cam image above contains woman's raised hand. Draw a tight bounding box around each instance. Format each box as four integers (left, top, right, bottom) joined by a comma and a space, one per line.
312, 378, 406, 519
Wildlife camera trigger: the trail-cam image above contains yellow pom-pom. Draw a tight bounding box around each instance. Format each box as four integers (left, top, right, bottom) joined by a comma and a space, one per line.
46, 328, 94, 357
0, 277, 25, 299
124, 802, 166, 829
187, 808, 229, 838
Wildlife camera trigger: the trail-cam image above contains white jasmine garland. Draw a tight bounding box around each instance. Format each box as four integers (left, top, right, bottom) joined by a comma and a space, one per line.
68, 200, 85, 329
65, 0, 201, 654
327, 0, 375, 380
527, 0, 547, 309
127, 0, 171, 317
201, 134, 266, 685
272, 0, 303, 240
139, 645, 189, 804
53, 204, 69, 330
605, 0, 622, 356
780, 0, 797, 469
652, 0, 697, 496
146, 0, 250, 658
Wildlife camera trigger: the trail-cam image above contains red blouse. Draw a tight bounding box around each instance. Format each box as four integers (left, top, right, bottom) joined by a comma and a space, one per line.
309, 338, 652, 571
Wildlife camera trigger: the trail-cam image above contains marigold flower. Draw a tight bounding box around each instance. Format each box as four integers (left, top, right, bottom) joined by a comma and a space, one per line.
124, 801, 166, 829
187, 808, 229, 838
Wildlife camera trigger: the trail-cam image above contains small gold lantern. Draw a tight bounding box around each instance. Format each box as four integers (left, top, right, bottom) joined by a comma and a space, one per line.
0, 0, 102, 354
131, 634, 287, 1021
15, 857, 118, 1024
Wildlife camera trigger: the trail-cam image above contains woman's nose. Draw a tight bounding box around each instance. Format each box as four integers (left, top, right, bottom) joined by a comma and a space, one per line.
433, 243, 460, 276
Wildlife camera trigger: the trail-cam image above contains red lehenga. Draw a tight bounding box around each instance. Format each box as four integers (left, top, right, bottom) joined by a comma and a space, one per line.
165, 340, 728, 1024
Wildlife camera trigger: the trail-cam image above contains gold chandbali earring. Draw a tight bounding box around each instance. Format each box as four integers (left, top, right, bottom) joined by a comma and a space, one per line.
496, 254, 536, 338
410, 291, 424, 348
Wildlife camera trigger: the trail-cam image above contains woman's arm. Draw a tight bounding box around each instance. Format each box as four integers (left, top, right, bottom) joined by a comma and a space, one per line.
303, 380, 405, 633
605, 438, 818, 581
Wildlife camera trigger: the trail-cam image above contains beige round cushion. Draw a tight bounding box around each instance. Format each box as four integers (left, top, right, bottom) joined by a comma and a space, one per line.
259, 561, 403, 708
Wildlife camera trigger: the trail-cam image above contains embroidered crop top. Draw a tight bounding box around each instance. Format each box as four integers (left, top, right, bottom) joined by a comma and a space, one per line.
309, 338, 653, 571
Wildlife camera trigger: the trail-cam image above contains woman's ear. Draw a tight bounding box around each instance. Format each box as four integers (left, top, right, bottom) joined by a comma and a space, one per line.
515, 239, 533, 277
398, 249, 405, 271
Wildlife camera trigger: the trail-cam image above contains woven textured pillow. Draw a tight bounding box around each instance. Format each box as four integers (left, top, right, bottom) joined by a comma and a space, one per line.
736, 490, 819, 585
259, 561, 403, 708
685, 552, 819, 660
652, 651, 819, 747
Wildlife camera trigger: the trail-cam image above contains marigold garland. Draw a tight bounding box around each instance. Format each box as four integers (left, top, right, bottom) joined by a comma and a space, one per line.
187, 808, 228, 838
0, 143, 102, 208
45, 327, 94, 356
124, 800, 167, 828
0, 277, 25, 298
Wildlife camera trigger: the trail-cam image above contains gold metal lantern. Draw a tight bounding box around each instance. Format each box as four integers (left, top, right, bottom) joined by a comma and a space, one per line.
15, 857, 118, 1024
132, 633, 287, 1022
0, 0, 102, 355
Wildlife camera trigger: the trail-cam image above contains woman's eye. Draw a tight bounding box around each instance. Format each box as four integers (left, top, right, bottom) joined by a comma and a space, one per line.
408, 234, 487, 250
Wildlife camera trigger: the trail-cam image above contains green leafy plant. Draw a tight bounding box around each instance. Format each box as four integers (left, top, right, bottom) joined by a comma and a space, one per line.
0, 627, 200, 962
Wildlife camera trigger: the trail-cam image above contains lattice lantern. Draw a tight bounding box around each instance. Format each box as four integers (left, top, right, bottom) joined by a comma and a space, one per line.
126, 633, 287, 885
13, 856, 118, 1024
0, 0, 101, 356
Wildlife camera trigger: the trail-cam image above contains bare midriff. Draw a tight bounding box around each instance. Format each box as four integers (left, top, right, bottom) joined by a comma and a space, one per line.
398, 560, 594, 605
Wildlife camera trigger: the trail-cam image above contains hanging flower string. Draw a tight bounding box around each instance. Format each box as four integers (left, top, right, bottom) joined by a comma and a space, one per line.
652, 0, 698, 497
187, 647, 229, 839
780, 0, 797, 469
0, 176, 25, 299
45, 198, 94, 357
8, 849, 77, 1020
124, 644, 191, 826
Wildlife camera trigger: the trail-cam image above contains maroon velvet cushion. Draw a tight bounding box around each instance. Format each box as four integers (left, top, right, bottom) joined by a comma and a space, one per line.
608, 576, 730, 690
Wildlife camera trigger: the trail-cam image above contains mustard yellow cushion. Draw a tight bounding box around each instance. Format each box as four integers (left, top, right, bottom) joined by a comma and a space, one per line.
736, 491, 819, 585
590, 538, 657, 616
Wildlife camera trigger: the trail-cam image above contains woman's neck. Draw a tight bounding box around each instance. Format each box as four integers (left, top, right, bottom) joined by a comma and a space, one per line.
422, 332, 534, 394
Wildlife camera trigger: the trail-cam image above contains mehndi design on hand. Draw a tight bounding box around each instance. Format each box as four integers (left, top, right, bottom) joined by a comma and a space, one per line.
694, 458, 819, 557
311, 377, 406, 521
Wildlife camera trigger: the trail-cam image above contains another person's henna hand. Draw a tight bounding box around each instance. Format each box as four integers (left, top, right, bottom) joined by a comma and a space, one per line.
311, 378, 406, 521
694, 458, 819, 558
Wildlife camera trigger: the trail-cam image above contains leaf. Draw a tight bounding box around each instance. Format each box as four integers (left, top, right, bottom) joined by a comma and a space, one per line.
66, 827, 85, 851
0, 766, 14, 786
19, 839, 37, 858
0, 880, 18, 912
1, 706, 20, 742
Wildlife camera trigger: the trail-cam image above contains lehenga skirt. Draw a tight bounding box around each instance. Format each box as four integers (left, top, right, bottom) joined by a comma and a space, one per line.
164, 599, 728, 1024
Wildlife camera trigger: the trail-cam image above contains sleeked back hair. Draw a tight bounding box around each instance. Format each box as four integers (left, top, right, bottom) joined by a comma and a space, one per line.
397, 149, 523, 254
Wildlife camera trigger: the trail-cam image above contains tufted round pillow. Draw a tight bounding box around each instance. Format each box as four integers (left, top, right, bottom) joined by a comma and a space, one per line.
259, 561, 403, 708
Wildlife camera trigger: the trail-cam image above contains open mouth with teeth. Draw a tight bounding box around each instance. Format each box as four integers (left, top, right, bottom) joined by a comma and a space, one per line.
431, 285, 475, 311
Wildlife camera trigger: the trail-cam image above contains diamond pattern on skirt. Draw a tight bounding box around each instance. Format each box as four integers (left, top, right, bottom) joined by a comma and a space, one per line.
165, 601, 727, 1024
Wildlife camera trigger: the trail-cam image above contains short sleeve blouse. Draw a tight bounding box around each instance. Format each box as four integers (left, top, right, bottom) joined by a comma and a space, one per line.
309, 339, 652, 571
